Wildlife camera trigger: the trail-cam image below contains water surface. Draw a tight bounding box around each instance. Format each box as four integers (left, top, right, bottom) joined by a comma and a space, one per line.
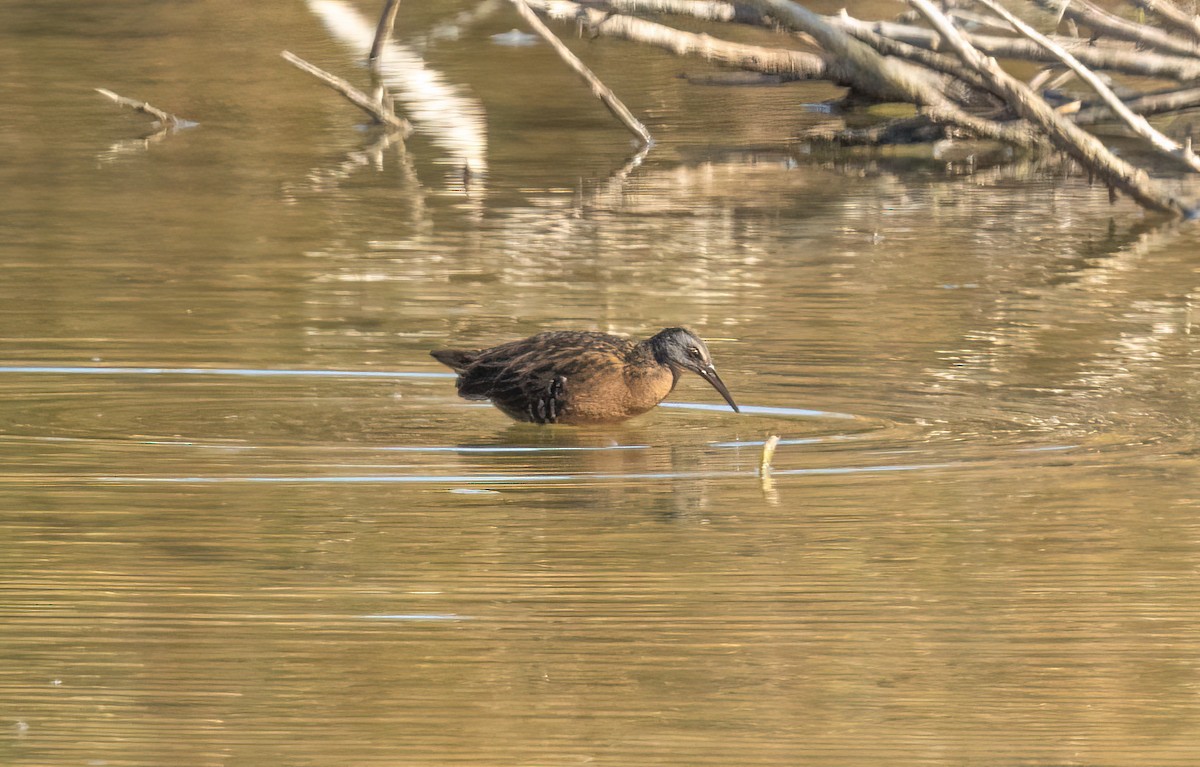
4, 1, 1200, 765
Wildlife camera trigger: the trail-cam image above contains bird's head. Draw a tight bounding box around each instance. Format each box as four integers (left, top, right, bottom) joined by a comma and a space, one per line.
648, 327, 739, 413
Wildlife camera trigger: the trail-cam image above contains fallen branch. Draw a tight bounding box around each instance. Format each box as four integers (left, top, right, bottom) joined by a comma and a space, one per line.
909, 0, 1193, 216
749, 0, 1045, 147
605, 0, 771, 24
1031, 0, 1200, 57
746, 0, 948, 104
585, 0, 998, 103
799, 114, 949, 144
512, 0, 653, 146
600, 0, 1200, 81
833, 11, 998, 103
527, 0, 830, 81
596, 0, 826, 46
535, 0, 1040, 145
944, 7, 1019, 34
500, 0, 1200, 216
1074, 85, 1200, 124
1128, 0, 1200, 40
973, 0, 1200, 173
831, 14, 1200, 81
95, 88, 186, 126
280, 50, 411, 132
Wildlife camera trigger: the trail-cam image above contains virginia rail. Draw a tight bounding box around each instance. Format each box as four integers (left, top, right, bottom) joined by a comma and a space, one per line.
431, 327, 739, 425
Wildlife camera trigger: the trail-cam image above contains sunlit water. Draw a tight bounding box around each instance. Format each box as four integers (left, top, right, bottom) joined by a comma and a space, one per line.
4, 1, 1200, 766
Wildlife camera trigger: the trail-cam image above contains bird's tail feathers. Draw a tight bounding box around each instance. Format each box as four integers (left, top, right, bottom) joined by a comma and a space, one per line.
430, 349, 476, 372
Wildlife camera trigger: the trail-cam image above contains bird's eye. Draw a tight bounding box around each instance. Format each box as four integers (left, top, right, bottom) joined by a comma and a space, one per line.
688, 346, 703, 358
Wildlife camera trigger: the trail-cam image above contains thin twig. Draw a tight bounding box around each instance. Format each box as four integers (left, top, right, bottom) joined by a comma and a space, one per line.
95, 88, 184, 126
369, 0, 403, 73
510, 0, 653, 146
973, 0, 1200, 173
281, 50, 411, 132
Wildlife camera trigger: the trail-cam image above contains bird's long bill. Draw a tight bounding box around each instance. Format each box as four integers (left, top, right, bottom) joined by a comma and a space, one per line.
698, 365, 740, 413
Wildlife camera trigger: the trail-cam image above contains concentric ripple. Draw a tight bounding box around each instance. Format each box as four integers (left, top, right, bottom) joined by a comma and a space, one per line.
0, 365, 1093, 487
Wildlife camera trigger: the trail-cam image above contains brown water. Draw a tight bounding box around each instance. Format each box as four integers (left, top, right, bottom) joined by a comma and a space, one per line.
5, 1, 1200, 765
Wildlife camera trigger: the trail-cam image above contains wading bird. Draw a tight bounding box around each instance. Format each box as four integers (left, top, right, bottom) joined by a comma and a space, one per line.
432, 327, 739, 425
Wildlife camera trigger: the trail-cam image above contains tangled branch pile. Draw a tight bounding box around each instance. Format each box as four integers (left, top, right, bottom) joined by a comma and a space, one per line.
524, 0, 1200, 217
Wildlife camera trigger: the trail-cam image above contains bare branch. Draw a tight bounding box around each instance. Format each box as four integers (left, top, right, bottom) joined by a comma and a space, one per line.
1031, 0, 1200, 57
1075, 85, 1200, 124
745, 0, 949, 104
908, 0, 1193, 216
281, 50, 411, 132
1127, 0, 1200, 40
604, 0, 771, 24
830, 14, 1200, 81
552, 0, 1040, 146
748, 0, 1045, 147
527, 0, 829, 80
835, 10, 998, 102
369, 0, 403, 73
973, 0, 1200, 173
511, 0, 652, 146
95, 88, 184, 126
799, 113, 949, 144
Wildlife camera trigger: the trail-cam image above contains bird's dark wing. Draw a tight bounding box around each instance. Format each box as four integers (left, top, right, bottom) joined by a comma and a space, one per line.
451, 332, 634, 423
488, 370, 567, 424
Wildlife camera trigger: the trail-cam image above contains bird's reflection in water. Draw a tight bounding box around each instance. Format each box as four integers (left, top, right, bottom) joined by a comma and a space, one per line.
447, 419, 722, 519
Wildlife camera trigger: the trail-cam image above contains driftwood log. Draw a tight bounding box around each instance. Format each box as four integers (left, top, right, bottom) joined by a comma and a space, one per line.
521, 0, 1200, 217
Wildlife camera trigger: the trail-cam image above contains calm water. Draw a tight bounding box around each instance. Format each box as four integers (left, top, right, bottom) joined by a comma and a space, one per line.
4, 1, 1200, 765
